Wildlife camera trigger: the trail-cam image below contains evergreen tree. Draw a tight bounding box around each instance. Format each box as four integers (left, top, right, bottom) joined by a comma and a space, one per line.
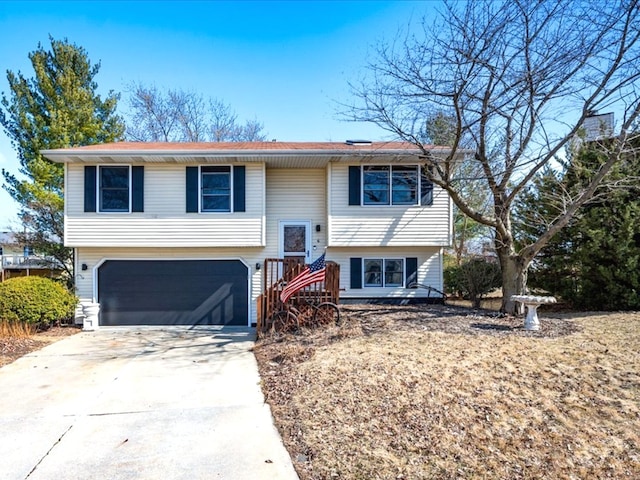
0, 37, 125, 284
517, 143, 640, 310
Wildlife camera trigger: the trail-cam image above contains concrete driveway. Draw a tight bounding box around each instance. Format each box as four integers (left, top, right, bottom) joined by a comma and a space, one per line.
0, 327, 299, 480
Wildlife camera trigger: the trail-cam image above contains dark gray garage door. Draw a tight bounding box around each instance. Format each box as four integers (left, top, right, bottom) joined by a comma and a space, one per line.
97, 260, 248, 326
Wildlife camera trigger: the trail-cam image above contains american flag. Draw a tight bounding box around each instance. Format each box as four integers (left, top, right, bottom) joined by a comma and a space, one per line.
280, 253, 326, 304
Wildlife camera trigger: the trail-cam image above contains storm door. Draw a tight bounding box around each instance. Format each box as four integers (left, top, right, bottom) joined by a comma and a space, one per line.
279, 221, 311, 265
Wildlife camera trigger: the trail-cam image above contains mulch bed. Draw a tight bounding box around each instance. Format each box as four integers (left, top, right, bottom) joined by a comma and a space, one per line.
0, 325, 80, 368
339, 303, 581, 338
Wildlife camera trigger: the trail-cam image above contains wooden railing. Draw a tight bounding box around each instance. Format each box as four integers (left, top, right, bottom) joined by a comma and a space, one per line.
257, 258, 340, 333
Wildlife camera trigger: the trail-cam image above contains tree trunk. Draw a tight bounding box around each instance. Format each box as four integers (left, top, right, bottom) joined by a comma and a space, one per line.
472, 295, 482, 309
496, 248, 528, 315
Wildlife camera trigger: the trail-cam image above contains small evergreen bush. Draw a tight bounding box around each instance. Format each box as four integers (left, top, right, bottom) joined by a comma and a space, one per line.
0, 276, 77, 327
444, 257, 502, 308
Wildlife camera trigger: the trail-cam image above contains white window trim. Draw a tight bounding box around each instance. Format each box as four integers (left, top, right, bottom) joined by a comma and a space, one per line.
199, 165, 234, 214
363, 257, 406, 288
361, 165, 420, 207
98, 165, 132, 214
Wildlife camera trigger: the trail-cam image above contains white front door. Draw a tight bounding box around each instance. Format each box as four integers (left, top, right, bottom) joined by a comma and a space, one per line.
279, 221, 311, 263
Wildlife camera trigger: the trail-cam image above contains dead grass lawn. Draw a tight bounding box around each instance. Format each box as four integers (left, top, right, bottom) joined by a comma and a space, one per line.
255, 305, 640, 479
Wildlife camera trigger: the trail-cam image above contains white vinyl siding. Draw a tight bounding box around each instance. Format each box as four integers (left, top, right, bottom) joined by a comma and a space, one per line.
65, 163, 264, 247
328, 163, 452, 246
328, 246, 443, 299
264, 168, 327, 259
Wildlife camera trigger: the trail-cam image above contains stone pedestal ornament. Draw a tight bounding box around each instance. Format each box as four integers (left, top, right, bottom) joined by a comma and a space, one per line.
81, 302, 101, 331
74, 303, 85, 326
510, 295, 557, 331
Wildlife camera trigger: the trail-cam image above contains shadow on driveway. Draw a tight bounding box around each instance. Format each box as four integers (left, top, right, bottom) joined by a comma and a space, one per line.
0, 327, 299, 480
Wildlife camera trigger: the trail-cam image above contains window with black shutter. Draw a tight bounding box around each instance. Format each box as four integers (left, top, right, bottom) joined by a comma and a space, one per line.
350, 257, 362, 289
131, 166, 144, 212
420, 167, 434, 206
186, 165, 246, 213
201, 166, 231, 212
85, 165, 144, 213
99, 166, 130, 212
349, 165, 429, 206
84, 166, 97, 212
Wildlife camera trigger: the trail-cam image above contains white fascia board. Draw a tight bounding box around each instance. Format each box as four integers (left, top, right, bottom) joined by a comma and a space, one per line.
41, 149, 446, 161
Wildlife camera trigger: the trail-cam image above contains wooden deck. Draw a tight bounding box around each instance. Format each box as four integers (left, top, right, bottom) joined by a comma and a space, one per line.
257, 258, 340, 333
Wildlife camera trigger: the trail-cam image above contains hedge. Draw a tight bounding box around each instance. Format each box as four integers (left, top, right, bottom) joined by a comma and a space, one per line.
0, 276, 77, 326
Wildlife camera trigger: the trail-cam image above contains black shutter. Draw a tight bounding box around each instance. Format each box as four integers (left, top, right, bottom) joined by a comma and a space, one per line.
84, 166, 97, 212
233, 165, 246, 212
131, 166, 144, 212
421, 168, 434, 206
406, 257, 418, 287
348, 166, 361, 206
350, 257, 362, 289
186, 166, 199, 213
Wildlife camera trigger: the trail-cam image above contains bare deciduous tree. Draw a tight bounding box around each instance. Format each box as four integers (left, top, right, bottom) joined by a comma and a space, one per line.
126, 84, 179, 142
346, 0, 640, 313
125, 83, 267, 142
425, 112, 492, 265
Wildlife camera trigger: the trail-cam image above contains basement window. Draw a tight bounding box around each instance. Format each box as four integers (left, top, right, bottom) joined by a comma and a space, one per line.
364, 258, 404, 287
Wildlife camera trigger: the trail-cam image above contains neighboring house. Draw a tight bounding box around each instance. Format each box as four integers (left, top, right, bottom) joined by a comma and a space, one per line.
42, 141, 459, 327
582, 112, 614, 141
0, 231, 62, 282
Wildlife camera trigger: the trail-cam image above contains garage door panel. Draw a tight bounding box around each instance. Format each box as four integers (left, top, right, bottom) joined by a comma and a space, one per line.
98, 260, 248, 326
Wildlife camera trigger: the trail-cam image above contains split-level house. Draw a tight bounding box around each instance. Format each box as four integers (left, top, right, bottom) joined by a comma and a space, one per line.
42, 141, 456, 327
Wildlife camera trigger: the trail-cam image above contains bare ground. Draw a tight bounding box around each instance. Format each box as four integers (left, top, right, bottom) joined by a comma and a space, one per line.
254, 304, 640, 480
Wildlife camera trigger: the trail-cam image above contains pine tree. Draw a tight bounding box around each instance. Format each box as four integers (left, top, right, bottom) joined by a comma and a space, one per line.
1, 37, 125, 284
518, 143, 640, 310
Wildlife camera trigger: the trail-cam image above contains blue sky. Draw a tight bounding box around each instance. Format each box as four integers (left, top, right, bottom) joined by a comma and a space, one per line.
0, 0, 436, 229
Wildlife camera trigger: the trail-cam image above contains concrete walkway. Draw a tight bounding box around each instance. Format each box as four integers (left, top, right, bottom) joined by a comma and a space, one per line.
0, 327, 299, 480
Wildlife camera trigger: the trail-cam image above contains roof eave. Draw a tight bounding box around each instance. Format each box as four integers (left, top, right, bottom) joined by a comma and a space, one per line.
42, 148, 455, 164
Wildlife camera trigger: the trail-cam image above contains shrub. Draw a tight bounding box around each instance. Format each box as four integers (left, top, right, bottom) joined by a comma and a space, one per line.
443, 263, 464, 297
460, 257, 502, 308
444, 257, 502, 308
0, 276, 77, 327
